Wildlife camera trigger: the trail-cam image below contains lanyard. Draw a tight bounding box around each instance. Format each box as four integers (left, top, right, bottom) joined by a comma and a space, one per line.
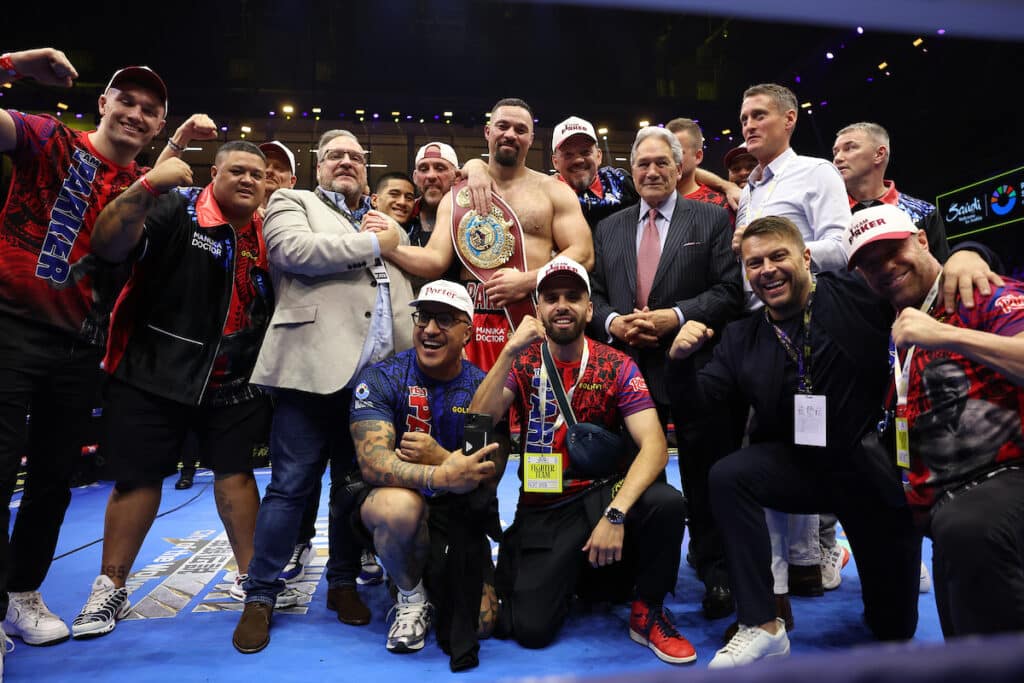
538, 339, 591, 434
767, 276, 816, 394
747, 155, 794, 222
892, 273, 943, 407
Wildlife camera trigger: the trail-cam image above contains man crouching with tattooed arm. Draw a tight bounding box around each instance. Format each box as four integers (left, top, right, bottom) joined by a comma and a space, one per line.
349, 280, 507, 659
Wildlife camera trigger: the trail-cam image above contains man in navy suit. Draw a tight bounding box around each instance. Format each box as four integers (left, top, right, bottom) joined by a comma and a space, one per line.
588, 126, 743, 620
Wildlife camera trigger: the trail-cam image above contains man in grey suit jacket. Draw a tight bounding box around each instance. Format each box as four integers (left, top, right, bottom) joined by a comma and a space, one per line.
588, 126, 743, 621
233, 129, 415, 654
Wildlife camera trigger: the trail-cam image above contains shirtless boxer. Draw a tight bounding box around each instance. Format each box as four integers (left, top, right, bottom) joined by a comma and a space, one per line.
385, 97, 593, 371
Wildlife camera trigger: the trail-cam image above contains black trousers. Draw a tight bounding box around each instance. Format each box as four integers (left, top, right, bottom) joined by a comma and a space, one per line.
495, 480, 685, 649
709, 441, 920, 639
671, 398, 745, 585
929, 468, 1024, 637
0, 313, 102, 619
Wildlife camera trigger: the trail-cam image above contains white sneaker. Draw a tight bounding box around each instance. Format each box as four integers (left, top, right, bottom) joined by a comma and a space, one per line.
229, 573, 302, 608
920, 562, 932, 593
71, 575, 131, 639
708, 618, 790, 669
357, 550, 385, 586
2, 591, 70, 646
385, 592, 432, 653
820, 543, 850, 591
279, 542, 313, 584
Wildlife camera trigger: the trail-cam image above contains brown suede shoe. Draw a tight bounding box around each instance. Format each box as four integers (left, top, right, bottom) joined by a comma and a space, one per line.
789, 563, 825, 597
327, 585, 371, 625
722, 593, 795, 643
232, 602, 272, 654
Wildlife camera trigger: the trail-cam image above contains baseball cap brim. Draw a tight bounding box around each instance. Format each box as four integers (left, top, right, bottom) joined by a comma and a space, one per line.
847, 230, 917, 270
105, 66, 168, 114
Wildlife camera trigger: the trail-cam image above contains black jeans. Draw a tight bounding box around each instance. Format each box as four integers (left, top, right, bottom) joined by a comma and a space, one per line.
929, 467, 1024, 637
0, 313, 102, 618
709, 441, 920, 639
495, 480, 685, 648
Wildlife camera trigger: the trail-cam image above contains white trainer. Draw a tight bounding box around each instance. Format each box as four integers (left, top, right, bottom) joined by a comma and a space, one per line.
229, 573, 301, 608
385, 592, 432, 653
71, 575, 131, 639
2, 591, 70, 646
358, 550, 385, 586
920, 561, 933, 593
279, 542, 313, 584
708, 618, 790, 669
820, 543, 850, 591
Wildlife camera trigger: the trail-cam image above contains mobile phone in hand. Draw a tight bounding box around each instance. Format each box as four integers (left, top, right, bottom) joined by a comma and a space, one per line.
463, 413, 493, 458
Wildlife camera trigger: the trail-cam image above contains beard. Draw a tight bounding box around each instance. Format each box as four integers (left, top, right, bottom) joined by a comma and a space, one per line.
542, 314, 585, 345
567, 172, 592, 193
494, 146, 519, 167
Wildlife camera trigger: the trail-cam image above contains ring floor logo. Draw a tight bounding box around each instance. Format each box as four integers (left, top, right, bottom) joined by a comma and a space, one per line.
121, 518, 328, 620
991, 184, 1017, 216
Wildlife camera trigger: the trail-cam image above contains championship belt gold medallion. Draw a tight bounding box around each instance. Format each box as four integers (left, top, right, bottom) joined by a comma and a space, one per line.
456, 206, 515, 270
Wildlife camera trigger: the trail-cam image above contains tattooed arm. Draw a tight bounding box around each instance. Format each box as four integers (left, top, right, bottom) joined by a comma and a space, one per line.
352, 418, 497, 494
91, 157, 193, 263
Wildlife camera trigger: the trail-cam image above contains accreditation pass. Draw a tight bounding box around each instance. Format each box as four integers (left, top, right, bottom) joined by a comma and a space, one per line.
524, 452, 563, 493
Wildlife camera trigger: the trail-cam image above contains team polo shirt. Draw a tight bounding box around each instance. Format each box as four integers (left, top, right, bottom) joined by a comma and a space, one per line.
504, 338, 654, 508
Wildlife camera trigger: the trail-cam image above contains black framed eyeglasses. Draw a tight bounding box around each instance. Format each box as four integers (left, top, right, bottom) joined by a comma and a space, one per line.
412, 311, 469, 330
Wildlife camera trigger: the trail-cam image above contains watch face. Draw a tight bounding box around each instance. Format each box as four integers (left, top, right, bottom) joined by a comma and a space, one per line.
605, 507, 625, 524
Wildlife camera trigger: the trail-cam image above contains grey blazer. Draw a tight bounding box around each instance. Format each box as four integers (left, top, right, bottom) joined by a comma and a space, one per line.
251, 188, 414, 395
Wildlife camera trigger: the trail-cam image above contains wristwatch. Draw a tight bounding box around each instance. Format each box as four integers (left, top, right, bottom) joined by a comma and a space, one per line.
603, 505, 626, 525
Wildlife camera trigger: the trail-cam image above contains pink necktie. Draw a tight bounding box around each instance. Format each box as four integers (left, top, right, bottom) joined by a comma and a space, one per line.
636, 208, 660, 308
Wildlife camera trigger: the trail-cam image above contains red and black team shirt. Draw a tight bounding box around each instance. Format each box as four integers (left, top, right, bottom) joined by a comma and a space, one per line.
0, 111, 143, 346
504, 338, 654, 508
905, 280, 1024, 508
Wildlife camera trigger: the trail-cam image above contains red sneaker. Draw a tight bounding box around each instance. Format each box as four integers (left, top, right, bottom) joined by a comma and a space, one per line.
629, 600, 697, 664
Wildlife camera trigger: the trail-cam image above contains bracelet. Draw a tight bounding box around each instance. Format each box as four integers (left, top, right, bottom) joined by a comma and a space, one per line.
0, 54, 20, 79
165, 138, 185, 153
424, 467, 438, 496
139, 176, 161, 197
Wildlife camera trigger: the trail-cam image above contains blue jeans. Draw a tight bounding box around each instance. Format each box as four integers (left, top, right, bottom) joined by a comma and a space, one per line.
244, 388, 362, 604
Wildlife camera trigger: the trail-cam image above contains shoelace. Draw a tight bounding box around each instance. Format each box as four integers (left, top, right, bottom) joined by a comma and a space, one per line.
22, 593, 44, 609
649, 607, 683, 640
387, 601, 429, 635
721, 624, 760, 654
82, 586, 120, 614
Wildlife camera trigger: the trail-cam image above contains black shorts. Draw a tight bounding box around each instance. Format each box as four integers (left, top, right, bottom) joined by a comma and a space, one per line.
353, 488, 497, 592
99, 377, 271, 484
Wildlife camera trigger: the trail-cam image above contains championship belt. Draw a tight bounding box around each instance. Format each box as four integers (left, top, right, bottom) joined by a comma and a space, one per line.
450, 180, 537, 329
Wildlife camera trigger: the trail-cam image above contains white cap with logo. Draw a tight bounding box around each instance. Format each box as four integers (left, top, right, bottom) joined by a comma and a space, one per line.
415, 142, 459, 169
844, 204, 920, 269
259, 141, 296, 175
552, 116, 598, 151
409, 280, 475, 320
536, 255, 590, 294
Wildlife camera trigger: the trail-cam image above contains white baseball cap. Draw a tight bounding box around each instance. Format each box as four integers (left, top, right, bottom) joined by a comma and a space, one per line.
259, 141, 296, 175
845, 204, 920, 269
536, 255, 590, 294
415, 142, 459, 169
409, 280, 474, 320
552, 116, 598, 151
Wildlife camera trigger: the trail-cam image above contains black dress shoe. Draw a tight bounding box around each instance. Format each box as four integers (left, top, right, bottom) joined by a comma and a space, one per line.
175, 474, 193, 490
702, 583, 735, 620
789, 563, 824, 597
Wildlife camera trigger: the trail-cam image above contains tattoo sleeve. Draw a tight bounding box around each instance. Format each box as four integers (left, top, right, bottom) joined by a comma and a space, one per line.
352, 419, 433, 491
91, 181, 158, 263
